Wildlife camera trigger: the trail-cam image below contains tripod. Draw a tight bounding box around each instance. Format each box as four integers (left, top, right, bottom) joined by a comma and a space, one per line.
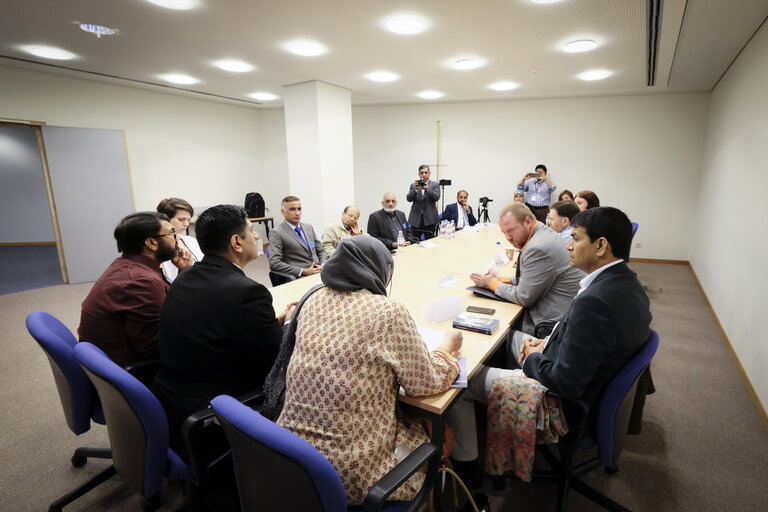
478, 201, 491, 223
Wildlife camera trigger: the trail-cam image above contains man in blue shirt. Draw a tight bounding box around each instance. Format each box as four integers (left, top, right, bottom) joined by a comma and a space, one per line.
517, 164, 556, 223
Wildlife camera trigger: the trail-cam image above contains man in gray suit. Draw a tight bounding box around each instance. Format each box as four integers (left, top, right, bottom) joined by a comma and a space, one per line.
268, 195, 328, 278
470, 202, 583, 355
407, 164, 441, 240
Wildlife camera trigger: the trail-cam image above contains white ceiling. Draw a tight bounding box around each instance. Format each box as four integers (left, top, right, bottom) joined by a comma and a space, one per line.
1, 0, 766, 108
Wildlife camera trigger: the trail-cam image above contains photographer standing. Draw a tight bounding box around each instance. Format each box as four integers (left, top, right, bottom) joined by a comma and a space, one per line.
517, 164, 556, 223
407, 164, 441, 240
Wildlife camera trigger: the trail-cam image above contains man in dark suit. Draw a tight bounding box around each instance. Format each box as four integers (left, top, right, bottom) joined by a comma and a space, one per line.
441, 190, 477, 229
447, 207, 651, 470
367, 192, 419, 250
407, 164, 441, 240
153, 205, 295, 451
268, 195, 328, 278
520, 207, 651, 406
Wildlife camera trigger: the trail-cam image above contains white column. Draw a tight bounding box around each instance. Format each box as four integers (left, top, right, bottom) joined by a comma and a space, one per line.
282, 80, 354, 232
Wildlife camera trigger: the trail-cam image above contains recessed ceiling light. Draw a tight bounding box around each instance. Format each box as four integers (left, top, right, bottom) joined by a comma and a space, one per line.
21, 45, 76, 60
249, 92, 278, 101
417, 90, 444, 100
563, 40, 597, 53
452, 58, 485, 70
366, 71, 400, 83
530, 0, 562, 4
145, 0, 199, 10
159, 73, 199, 85
283, 39, 327, 57
213, 60, 255, 72
489, 81, 519, 91
79, 24, 118, 38
578, 69, 612, 81
385, 14, 428, 35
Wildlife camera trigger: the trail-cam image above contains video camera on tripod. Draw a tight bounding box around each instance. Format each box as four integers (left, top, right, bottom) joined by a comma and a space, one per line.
477, 196, 493, 223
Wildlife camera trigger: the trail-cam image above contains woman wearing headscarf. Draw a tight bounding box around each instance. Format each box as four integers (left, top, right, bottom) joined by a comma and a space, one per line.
272, 236, 462, 505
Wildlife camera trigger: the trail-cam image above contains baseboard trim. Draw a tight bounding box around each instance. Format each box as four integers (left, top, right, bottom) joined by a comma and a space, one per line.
0, 241, 56, 246
629, 257, 688, 265
686, 262, 768, 430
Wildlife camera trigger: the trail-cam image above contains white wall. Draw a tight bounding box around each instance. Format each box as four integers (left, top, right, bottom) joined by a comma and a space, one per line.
692, 22, 768, 411
257, 93, 710, 259
0, 65, 262, 214
351, 94, 709, 259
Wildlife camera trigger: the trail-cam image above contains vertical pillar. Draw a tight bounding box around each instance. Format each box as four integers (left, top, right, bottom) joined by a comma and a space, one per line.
282, 80, 354, 231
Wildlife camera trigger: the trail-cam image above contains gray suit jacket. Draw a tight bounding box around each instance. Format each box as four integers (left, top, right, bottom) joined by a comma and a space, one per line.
494, 223, 584, 333
268, 221, 328, 277
407, 180, 441, 226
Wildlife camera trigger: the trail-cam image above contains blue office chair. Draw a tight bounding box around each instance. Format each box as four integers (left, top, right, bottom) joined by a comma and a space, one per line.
210, 394, 441, 512
74, 342, 191, 511
265, 246, 297, 287
25, 311, 115, 512
625, 222, 639, 262
534, 329, 660, 512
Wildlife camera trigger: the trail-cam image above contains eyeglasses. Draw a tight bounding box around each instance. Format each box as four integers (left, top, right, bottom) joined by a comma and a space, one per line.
152, 228, 177, 240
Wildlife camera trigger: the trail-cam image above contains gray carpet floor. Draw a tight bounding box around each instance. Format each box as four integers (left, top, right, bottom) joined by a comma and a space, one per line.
1, 262, 766, 511
0, 245, 63, 295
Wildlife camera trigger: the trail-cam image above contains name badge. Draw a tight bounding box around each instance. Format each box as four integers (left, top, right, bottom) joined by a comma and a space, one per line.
310, 241, 315, 248
402, 223, 407, 230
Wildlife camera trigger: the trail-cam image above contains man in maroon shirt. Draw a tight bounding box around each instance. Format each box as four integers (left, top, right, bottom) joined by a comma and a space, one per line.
78, 212, 193, 366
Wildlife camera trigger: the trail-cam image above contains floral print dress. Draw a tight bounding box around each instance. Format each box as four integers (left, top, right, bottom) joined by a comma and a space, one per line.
277, 288, 459, 505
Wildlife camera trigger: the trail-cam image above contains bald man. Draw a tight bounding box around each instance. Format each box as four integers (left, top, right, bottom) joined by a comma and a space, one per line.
367, 192, 419, 251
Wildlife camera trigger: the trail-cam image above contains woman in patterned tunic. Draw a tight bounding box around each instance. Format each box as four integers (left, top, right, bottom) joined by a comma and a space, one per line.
276, 236, 461, 505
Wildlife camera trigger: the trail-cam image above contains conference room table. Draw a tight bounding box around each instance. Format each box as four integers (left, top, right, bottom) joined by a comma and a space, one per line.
266, 224, 523, 445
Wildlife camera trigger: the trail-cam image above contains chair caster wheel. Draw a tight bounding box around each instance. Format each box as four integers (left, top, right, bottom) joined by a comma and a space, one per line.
71, 454, 87, 467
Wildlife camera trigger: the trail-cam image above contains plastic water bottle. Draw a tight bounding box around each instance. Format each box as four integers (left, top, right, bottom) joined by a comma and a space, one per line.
449, 220, 455, 238
439, 220, 446, 239
397, 230, 405, 253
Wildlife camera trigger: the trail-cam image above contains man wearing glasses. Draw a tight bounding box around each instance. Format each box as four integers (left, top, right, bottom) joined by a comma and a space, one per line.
78, 211, 193, 366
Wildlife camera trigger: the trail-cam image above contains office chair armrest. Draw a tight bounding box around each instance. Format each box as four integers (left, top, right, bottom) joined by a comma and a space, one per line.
363, 442, 441, 512
269, 269, 297, 287
181, 389, 264, 485
124, 359, 159, 387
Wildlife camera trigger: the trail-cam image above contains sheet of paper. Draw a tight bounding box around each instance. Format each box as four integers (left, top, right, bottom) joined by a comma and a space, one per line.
417, 325, 445, 352
419, 240, 438, 248
438, 275, 457, 288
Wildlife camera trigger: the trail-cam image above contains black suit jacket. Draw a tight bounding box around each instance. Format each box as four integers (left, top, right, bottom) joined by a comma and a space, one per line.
367, 208, 418, 249
153, 254, 283, 438
523, 261, 651, 408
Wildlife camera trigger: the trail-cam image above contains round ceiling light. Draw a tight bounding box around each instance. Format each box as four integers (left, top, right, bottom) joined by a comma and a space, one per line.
79, 24, 118, 38
366, 71, 400, 82
145, 0, 199, 10
159, 73, 199, 85
214, 60, 255, 72
283, 39, 327, 57
452, 58, 485, 70
22, 45, 76, 60
385, 14, 428, 35
578, 69, 612, 81
489, 81, 519, 91
249, 92, 278, 101
563, 40, 597, 53
417, 90, 444, 100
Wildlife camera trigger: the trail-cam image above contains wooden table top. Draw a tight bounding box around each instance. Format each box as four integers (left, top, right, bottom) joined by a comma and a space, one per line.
267, 225, 522, 415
